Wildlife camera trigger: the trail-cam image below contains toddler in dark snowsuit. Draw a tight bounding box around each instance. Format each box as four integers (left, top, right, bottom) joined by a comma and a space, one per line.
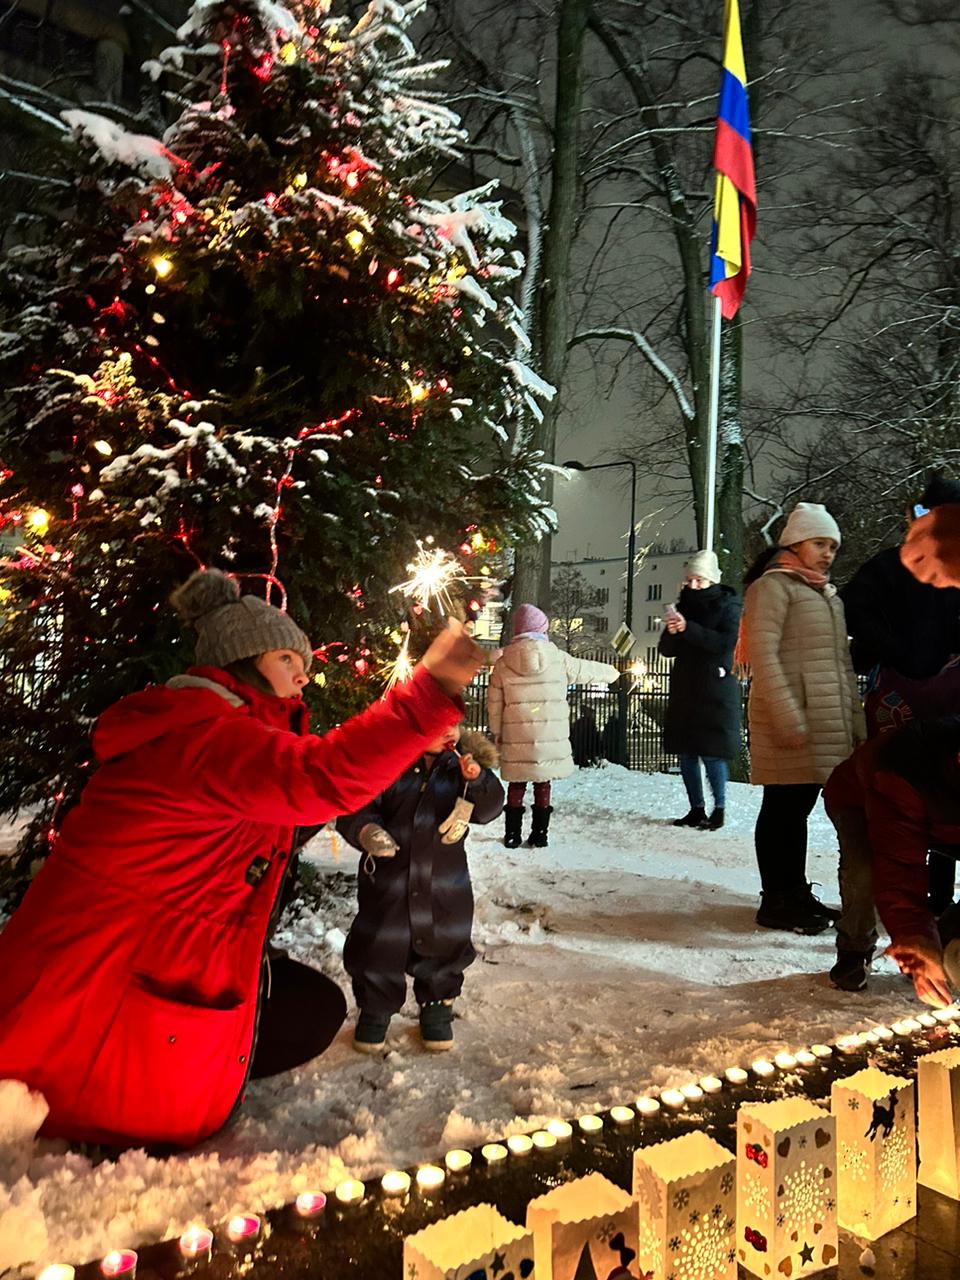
336, 725, 503, 1052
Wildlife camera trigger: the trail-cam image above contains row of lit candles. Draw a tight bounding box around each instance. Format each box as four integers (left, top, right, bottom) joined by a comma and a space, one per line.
36, 1004, 958, 1280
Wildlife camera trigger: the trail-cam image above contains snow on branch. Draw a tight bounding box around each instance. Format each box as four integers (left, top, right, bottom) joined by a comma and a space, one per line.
61, 111, 180, 180
568, 325, 694, 422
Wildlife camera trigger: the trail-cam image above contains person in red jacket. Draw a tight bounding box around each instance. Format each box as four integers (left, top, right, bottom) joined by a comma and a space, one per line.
0, 568, 484, 1150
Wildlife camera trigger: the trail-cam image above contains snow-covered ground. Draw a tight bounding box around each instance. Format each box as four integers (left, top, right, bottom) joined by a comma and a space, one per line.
0, 767, 921, 1273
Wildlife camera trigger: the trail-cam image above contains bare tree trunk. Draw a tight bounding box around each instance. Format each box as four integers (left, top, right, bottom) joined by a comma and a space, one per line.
512, 0, 591, 609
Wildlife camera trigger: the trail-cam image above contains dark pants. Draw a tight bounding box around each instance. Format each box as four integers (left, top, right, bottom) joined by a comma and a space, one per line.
755, 783, 822, 893
507, 781, 551, 808
250, 955, 347, 1079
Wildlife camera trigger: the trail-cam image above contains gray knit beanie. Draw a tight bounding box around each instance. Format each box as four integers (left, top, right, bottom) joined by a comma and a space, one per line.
170, 569, 313, 672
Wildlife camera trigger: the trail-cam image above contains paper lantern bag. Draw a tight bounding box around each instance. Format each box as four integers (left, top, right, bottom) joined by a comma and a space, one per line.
918, 1045, 960, 1199
832, 1066, 916, 1239
631, 1130, 736, 1280
403, 1203, 534, 1280
736, 1097, 837, 1278
526, 1171, 637, 1280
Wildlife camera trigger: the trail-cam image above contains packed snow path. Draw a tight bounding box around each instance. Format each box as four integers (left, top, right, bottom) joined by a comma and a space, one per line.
0, 767, 919, 1272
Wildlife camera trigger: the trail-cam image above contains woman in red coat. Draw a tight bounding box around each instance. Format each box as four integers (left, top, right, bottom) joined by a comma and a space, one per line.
0, 569, 482, 1149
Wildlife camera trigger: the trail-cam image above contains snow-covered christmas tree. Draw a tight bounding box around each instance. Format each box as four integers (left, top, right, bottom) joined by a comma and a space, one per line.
0, 0, 550, 864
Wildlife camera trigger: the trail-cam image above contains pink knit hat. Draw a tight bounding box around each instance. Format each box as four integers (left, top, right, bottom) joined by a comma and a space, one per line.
512, 603, 549, 638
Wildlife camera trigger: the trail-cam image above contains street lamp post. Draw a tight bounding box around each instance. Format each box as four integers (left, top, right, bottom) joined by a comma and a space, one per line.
562, 458, 638, 767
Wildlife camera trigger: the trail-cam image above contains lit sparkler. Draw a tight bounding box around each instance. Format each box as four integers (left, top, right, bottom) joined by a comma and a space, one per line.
380, 626, 414, 695
389, 539, 467, 616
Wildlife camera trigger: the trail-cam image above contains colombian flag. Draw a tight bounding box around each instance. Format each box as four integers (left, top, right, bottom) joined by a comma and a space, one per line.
709, 0, 756, 319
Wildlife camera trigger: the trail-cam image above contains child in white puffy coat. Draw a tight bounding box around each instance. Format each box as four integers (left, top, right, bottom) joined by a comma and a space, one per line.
488, 603, 619, 848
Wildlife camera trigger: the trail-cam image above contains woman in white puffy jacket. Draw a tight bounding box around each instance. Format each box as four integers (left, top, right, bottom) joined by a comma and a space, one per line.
488, 604, 619, 848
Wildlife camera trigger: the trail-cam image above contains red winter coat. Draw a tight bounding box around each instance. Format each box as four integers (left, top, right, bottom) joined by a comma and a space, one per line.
0, 664, 460, 1148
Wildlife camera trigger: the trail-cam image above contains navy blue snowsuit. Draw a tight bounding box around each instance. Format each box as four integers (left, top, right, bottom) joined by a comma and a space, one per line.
337, 749, 504, 1016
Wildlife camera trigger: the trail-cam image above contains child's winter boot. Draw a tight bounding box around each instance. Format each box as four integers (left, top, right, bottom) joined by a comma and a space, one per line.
353, 1011, 391, 1053
673, 807, 706, 827
419, 999, 454, 1051
528, 805, 552, 847
503, 806, 524, 848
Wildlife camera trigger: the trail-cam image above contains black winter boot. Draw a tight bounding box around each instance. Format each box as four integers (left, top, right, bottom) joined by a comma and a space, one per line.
503, 806, 524, 849
756, 889, 833, 936
699, 808, 725, 830
673, 807, 706, 828
829, 949, 874, 992
528, 805, 553, 847
799, 882, 841, 921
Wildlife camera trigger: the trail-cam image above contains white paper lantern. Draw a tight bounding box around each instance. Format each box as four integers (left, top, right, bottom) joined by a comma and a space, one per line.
526, 1171, 637, 1280
918, 1045, 960, 1199
831, 1066, 916, 1239
403, 1204, 533, 1280
632, 1130, 736, 1280
736, 1097, 837, 1277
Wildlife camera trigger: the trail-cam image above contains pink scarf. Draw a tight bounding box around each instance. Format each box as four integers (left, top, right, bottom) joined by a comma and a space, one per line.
733, 550, 830, 673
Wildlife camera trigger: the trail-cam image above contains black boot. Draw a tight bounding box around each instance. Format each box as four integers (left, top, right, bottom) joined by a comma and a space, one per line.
503, 806, 524, 849
528, 805, 553, 848
756, 889, 833, 936
699, 808, 725, 830
829, 949, 874, 992
799, 881, 841, 921
673, 807, 706, 828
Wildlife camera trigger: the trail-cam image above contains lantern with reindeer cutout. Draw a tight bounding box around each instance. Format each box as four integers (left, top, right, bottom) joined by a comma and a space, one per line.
832, 1067, 915, 1239
526, 1171, 640, 1280
736, 1098, 837, 1278
403, 1203, 534, 1280
918, 1045, 960, 1199
631, 1130, 736, 1280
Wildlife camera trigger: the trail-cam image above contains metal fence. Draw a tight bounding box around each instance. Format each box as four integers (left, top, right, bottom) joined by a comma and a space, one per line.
463, 647, 751, 776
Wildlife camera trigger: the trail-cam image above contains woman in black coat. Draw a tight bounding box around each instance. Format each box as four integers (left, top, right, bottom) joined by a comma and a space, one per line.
658, 550, 742, 830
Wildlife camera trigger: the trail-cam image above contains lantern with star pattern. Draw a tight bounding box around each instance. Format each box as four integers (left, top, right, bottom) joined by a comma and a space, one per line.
525, 1171, 639, 1280
832, 1066, 916, 1239
403, 1203, 534, 1280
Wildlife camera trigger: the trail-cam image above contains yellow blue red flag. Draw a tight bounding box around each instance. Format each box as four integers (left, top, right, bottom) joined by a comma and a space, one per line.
709, 0, 756, 319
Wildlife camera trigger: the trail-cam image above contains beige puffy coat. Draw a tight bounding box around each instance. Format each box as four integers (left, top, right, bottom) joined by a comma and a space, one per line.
743, 570, 865, 785
488, 639, 619, 783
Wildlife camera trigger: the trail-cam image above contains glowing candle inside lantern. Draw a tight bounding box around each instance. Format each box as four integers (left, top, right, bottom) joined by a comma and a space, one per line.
444, 1149, 472, 1172
546, 1119, 573, 1139
660, 1088, 685, 1108
774, 1051, 797, 1069
751, 1059, 775, 1077
724, 1066, 748, 1084
507, 1134, 533, 1155
226, 1215, 260, 1244
178, 1226, 213, 1260
100, 1251, 137, 1279
481, 1143, 507, 1163
39, 1267, 75, 1280
578, 1114, 603, 1132
334, 1180, 364, 1205
795, 1049, 817, 1066
700, 1075, 723, 1093
294, 1192, 326, 1218
610, 1105, 635, 1123
532, 1130, 557, 1149
381, 1170, 411, 1195
636, 1095, 661, 1114
811, 1043, 833, 1058
681, 1083, 704, 1101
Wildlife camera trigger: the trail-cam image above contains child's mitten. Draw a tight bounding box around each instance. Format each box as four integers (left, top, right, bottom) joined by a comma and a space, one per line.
438, 796, 474, 845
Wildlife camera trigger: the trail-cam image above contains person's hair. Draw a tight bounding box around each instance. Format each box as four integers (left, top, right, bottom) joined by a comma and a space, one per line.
919, 471, 960, 509
877, 715, 960, 801
743, 545, 780, 587
223, 656, 277, 698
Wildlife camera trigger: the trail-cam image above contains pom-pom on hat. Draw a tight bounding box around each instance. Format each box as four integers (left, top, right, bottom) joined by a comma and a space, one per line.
778, 502, 842, 548
511, 602, 549, 638
684, 549, 721, 583
170, 569, 313, 672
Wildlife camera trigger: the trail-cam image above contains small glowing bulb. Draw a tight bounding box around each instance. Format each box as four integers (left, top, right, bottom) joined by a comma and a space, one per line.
444, 1148, 472, 1171
28, 508, 50, 532
93, 440, 113, 456
151, 255, 173, 278
345, 229, 364, 251
409, 383, 429, 402
293, 172, 308, 188
279, 41, 298, 64
380, 1170, 411, 1195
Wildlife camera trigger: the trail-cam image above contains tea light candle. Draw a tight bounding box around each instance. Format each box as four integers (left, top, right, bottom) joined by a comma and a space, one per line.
416, 1165, 445, 1190
724, 1066, 748, 1085
381, 1170, 411, 1195
532, 1129, 557, 1149
39, 1267, 75, 1280
444, 1148, 472, 1172
699, 1075, 723, 1093
578, 1114, 603, 1132
226, 1215, 260, 1244
507, 1134, 534, 1155
871, 1026, 894, 1040
334, 1180, 365, 1205
681, 1083, 703, 1101
100, 1251, 137, 1280
636, 1095, 661, 1115
610, 1105, 635, 1123
481, 1143, 507, 1163
811, 1043, 833, 1058
546, 1119, 573, 1139
795, 1049, 817, 1066
751, 1059, 775, 1077
918, 1012, 938, 1028
294, 1192, 326, 1218
774, 1051, 797, 1070
836, 1035, 860, 1053
934, 1005, 960, 1022
660, 1088, 685, 1108
904, 1017, 923, 1032
178, 1226, 213, 1261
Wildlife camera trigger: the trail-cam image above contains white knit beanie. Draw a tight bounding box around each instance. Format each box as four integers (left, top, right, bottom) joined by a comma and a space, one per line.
684, 549, 721, 583
778, 502, 841, 548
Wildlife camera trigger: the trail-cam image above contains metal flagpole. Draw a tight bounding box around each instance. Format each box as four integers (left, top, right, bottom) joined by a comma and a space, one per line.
704, 292, 723, 551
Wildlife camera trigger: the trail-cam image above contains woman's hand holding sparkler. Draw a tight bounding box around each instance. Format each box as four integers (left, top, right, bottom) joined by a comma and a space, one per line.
421, 619, 487, 696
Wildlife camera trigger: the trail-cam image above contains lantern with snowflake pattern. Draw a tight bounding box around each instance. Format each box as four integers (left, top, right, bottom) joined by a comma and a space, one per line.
403, 1203, 534, 1280
832, 1067, 916, 1239
917, 1045, 960, 1199
631, 1130, 736, 1280
525, 1171, 639, 1280
736, 1098, 837, 1278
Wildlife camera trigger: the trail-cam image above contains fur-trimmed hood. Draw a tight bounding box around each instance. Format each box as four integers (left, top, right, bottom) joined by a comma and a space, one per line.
459, 728, 499, 770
